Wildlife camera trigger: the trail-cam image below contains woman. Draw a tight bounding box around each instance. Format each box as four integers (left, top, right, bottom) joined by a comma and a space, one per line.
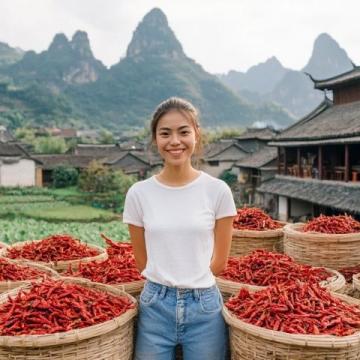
123, 97, 237, 359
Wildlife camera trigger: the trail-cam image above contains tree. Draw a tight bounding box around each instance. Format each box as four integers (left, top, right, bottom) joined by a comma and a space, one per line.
34, 136, 67, 154
78, 160, 135, 193
52, 166, 78, 188
99, 130, 115, 144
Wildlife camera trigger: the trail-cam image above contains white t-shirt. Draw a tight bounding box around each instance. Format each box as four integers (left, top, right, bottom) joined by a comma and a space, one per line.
122, 171, 237, 288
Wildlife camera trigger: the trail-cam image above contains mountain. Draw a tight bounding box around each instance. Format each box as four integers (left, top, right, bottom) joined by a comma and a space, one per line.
7, 31, 106, 89
219, 33, 354, 119
0, 42, 24, 67
66, 8, 292, 128
218, 56, 290, 95
0, 8, 292, 130
267, 33, 354, 117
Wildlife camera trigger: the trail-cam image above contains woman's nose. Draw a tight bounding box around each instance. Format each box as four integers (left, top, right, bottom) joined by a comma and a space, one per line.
169, 134, 181, 145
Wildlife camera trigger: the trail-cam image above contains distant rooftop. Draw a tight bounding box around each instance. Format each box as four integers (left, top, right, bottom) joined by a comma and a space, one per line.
312, 65, 360, 90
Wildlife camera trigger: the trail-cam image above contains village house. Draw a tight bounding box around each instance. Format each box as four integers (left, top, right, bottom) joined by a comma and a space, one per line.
258, 66, 360, 221
0, 142, 42, 186
34, 143, 162, 186
201, 139, 248, 177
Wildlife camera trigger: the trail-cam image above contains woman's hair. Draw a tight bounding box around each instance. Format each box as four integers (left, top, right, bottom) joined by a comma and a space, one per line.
148, 97, 203, 166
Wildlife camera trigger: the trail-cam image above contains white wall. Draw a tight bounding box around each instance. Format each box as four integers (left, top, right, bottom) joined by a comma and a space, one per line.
278, 196, 288, 221
200, 161, 234, 177
0, 159, 36, 186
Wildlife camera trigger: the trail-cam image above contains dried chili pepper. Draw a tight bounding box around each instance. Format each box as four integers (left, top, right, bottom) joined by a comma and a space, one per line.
100, 233, 133, 257
226, 281, 360, 336
0, 278, 134, 335
233, 208, 282, 231
65, 253, 143, 284
0, 258, 49, 281
219, 250, 331, 286
303, 214, 360, 234
6, 234, 100, 262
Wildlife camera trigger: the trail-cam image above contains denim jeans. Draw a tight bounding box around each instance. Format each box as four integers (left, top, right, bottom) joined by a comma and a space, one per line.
134, 280, 228, 360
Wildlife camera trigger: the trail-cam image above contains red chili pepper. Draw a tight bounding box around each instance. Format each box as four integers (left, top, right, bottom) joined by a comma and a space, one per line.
0, 258, 50, 281
65, 238, 143, 284
0, 278, 134, 335
6, 234, 100, 262
226, 281, 360, 336
219, 250, 331, 286
303, 214, 360, 234
233, 208, 282, 231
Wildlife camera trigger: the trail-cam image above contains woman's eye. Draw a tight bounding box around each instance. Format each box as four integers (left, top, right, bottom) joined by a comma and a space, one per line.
160, 133, 169, 136
181, 131, 190, 135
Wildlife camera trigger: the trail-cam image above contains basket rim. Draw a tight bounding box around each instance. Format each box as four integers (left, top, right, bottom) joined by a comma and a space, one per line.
0, 239, 107, 266
223, 291, 360, 348
284, 223, 360, 241
0, 276, 137, 347
232, 224, 285, 238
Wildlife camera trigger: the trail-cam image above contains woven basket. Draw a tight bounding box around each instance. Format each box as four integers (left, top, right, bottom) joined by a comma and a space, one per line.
283, 223, 360, 269
0, 242, 8, 249
223, 291, 360, 360
230, 222, 285, 257
216, 268, 345, 302
0, 240, 107, 272
0, 258, 59, 294
0, 277, 137, 359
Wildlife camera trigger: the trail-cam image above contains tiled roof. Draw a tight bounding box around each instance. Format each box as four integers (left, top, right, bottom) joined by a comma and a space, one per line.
235, 146, 277, 169
258, 175, 360, 213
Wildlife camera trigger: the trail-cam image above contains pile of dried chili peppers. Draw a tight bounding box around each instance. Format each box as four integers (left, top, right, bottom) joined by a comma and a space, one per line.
65, 234, 143, 284
65, 254, 143, 284
339, 265, 360, 283
219, 250, 331, 286
226, 281, 360, 336
0, 278, 134, 335
101, 233, 133, 257
0, 258, 48, 281
303, 214, 360, 234
233, 207, 282, 231
6, 234, 100, 262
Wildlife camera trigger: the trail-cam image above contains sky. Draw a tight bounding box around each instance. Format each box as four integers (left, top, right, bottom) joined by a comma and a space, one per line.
0, 0, 359, 74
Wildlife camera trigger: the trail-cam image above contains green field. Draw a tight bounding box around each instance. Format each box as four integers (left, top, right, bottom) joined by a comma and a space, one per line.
0, 186, 129, 248
0, 218, 129, 247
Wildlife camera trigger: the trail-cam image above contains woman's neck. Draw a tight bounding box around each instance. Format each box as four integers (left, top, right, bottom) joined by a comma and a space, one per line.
156, 164, 200, 186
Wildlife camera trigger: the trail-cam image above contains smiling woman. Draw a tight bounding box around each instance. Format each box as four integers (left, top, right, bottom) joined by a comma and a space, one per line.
123, 97, 237, 359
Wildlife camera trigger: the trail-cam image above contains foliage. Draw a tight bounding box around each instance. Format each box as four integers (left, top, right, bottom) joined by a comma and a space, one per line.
0, 186, 52, 196
0, 218, 129, 247
0, 201, 69, 218
21, 205, 118, 223
202, 127, 244, 144
52, 166, 79, 188
220, 170, 238, 187
0, 195, 54, 204
78, 161, 136, 194
33, 136, 67, 154
98, 130, 115, 144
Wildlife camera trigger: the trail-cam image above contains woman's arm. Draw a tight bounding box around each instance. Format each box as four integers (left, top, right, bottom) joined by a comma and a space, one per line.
128, 224, 147, 273
210, 216, 235, 276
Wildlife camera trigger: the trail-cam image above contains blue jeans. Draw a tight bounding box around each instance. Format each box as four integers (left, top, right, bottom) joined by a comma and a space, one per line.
134, 280, 228, 360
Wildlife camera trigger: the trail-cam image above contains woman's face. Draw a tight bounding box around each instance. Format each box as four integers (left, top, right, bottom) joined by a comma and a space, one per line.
154, 110, 198, 166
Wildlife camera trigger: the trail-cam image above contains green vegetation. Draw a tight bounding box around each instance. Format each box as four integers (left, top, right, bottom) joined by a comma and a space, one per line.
53, 166, 79, 188
78, 161, 135, 194
0, 218, 129, 247
34, 136, 67, 154
0, 201, 69, 218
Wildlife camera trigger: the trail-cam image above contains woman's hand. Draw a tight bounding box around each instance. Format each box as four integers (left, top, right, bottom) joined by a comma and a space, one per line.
210, 216, 235, 276
128, 224, 147, 273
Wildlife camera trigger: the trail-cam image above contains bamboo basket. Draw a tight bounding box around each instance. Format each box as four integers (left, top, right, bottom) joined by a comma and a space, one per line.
223, 290, 360, 360
283, 223, 360, 269
0, 258, 59, 293
0, 239, 107, 272
230, 222, 285, 257
0, 277, 137, 359
117, 279, 145, 298
216, 268, 345, 302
